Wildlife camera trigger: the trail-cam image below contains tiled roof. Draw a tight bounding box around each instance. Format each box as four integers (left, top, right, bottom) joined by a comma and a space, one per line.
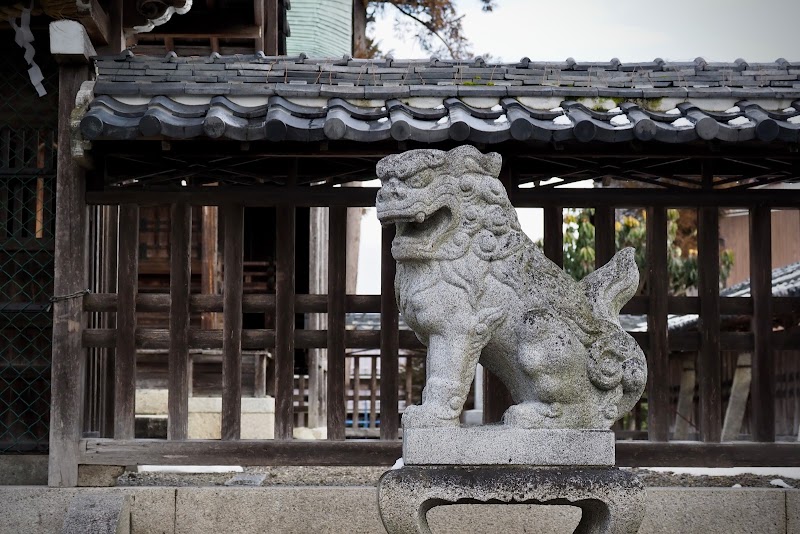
621, 261, 800, 333
80, 53, 800, 144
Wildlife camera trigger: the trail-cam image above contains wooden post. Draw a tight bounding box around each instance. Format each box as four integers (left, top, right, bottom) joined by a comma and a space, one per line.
722, 352, 753, 442
254, 352, 268, 398
646, 206, 670, 441
48, 57, 90, 487
114, 204, 139, 440
275, 205, 295, 439
327, 206, 346, 440
543, 205, 563, 268
594, 206, 615, 269
169, 203, 191, 441
222, 204, 244, 441
380, 226, 399, 440
698, 170, 722, 442
201, 206, 220, 329
265, 0, 279, 55
749, 205, 775, 441
673, 354, 696, 440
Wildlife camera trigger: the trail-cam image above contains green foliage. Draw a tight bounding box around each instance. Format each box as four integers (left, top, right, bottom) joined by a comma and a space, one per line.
541, 208, 734, 295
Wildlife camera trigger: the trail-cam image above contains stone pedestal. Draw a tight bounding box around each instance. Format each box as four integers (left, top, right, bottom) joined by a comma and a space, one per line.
378, 466, 645, 534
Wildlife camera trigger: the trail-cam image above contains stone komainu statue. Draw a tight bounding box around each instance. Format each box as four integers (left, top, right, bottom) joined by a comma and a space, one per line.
376, 146, 647, 430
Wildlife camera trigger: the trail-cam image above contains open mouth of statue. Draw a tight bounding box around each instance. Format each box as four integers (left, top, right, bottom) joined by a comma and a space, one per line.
383, 206, 453, 249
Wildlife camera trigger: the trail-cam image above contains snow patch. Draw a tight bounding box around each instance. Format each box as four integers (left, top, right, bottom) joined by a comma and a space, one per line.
491, 104, 503, 112
553, 115, 571, 126
788, 115, 800, 124
380, 106, 386, 111
608, 107, 622, 114
549, 106, 564, 112
665, 108, 681, 115
494, 114, 508, 124
671, 117, 693, 129
437, 116, 449, 125
724, 106, 741, 114
727, 116, 752, 127
610, 115, 631, 127
391, 457, 405, 470
434, 104, 445, 110
782, 107, 796, 113
377, 117, 389, 123
770, 478, 794, 489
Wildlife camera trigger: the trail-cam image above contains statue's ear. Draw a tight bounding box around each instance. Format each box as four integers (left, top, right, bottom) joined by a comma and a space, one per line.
485, 152, 502, 177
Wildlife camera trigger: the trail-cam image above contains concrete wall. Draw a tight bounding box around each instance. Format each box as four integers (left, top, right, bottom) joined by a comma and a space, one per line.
0, 486, 798, 533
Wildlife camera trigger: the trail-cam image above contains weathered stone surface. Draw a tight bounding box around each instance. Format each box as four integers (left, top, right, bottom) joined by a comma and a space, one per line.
403, 427, 614, 466
375, 146, 647, 431
788, 490, 800, 534
78, 465, 125, 487
0, 453, 48, 485
378, 466, 645, 534
0, 487, 175, 534
224, 473, 267, 486
61, 493, 130, 534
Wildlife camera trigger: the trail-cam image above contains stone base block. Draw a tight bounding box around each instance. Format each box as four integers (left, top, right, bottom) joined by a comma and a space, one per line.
378, 466, 645, 534
188, 397, 275, 439
403, 426, 614, 466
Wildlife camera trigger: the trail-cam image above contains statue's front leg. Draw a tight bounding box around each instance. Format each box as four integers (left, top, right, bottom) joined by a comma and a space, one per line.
402, 333, 481, 428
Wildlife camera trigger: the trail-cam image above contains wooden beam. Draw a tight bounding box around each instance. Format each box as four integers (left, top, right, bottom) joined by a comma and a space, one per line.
222, 204, 244, 441
86, 187, 800, 209
646, 206, 670, 441
254, 0, 265, 51
78, 0, 112, 46
264, 0, 278, 55
145, 25, 261, 40
114, 204, 139, 440
327, 206, 347, 440
543, 205, 563, 268
168, 203, 192, 441
201, 206, 219, 329
593, 206, 615, 268
275, 205, 295, 439
749, 205, 775, 441
48, 62, 90, 487
698, 202, 722, 441
79, 439, 800, 467
380, 226, 399, 440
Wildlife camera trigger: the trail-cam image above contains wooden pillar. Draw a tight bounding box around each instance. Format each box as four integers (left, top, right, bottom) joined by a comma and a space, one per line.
48, 22, 94, 487
543, 205, 563, 267
275, 205, 296, 439
697, 165, 722, 442
749, 205, 775, 441
114, 204, 138, 440
673, 354, 696, 440
222, 205, 244, 441
722, 352, 753, 441
265, 0, 279, 55
168, 203, 191, 441
327, 207, 346, 440
201, 206, 220, 329
380, 226, 399, 440
594, 206, 615, 269
646, 206, 670, 441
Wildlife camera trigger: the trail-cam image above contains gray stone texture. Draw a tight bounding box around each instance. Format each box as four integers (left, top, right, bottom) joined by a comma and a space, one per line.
0, 487, 175, 534
403, 427, 615, 466
375, 146, 647, 431
0, 453, 48, 485
78, 465, 125, 487
378, 466, 645, 534
789, 490, 800, 533
0, 485, 794, 533
61, 493, 130, 534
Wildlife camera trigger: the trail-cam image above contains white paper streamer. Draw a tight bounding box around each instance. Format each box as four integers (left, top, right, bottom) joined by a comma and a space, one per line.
8, 2, 46, 97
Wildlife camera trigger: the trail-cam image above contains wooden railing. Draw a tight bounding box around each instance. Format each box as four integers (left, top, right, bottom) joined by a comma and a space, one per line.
46, 181, 800, 486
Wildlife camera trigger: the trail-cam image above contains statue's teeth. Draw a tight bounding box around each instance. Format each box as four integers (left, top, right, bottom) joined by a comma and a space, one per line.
415, 212, 425, 223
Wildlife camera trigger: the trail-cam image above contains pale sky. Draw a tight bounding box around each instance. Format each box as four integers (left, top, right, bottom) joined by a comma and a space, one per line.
356, 0, 800, 293
372, 0, 800, 63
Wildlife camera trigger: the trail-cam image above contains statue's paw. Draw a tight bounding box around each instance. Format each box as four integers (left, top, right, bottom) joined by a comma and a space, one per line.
502, 402, 561, 429
402, 403, 460, 429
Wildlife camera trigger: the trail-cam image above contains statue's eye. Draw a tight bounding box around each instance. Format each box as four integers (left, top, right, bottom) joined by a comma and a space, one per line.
407, 173, 431, 188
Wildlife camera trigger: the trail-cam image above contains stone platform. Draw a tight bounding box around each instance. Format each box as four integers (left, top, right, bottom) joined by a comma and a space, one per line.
378, 466, 646, 534
403, 427, 615, 466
